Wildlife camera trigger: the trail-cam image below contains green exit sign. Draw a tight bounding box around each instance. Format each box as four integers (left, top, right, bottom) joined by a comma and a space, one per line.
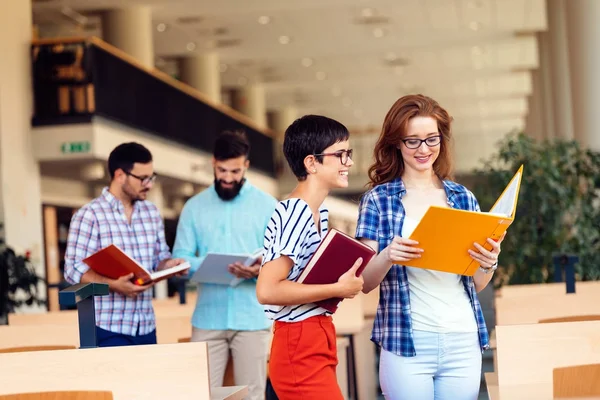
61, 141, 91, 154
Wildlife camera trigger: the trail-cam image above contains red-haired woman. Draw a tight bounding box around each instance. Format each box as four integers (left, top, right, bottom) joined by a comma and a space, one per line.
356, 94, 505, 400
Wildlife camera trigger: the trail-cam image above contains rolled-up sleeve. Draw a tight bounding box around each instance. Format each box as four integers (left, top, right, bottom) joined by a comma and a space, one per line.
64, 208, 99, 284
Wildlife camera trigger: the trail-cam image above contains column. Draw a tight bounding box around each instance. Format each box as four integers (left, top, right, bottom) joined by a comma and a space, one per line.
146, 182, 167, 299
0, 0, 45, 276
537, 32, 556, 141
231, 84, 267, 129
547, 0, 575, 141
267, 107, 298, 196
179, 53, 222, 103
524, 69, 545, 141
565, 0, 600, 150
102, 7, 155, 68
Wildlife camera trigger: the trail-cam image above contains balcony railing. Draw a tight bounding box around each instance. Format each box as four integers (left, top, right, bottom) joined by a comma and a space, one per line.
31, 37, 275, 176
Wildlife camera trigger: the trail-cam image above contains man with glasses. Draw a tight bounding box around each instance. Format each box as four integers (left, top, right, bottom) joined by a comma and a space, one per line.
64, 142, 185, 347
173, 130, 277, 400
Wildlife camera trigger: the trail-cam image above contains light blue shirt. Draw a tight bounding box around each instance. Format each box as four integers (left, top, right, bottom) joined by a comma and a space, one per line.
173, 180, 277, 331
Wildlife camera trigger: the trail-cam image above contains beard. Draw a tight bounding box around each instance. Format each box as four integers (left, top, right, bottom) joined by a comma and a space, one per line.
123, 182, 149, 203
214, 176, 245, 201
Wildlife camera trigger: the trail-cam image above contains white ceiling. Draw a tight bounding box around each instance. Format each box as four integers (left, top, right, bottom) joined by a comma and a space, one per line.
33, 0, 547, 173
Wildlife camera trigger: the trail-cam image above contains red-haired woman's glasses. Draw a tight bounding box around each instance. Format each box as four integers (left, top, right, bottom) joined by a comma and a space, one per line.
313, 149, 353, 165
401, 135, 442, 149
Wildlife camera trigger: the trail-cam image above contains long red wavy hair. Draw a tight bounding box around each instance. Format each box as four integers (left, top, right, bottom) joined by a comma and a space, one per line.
368, 94, 454, 188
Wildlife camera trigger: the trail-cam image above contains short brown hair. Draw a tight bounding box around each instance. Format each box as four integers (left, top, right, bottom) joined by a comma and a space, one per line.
368, 94, 454, 187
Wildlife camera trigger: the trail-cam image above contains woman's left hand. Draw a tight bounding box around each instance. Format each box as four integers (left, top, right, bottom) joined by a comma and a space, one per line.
468, 232, 506, 269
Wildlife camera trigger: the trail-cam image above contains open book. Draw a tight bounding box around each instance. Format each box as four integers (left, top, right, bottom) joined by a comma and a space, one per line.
297, 228, 376, 313
190, 250, 262, 287
83, 244, 191, 285
400, 165, 523, 276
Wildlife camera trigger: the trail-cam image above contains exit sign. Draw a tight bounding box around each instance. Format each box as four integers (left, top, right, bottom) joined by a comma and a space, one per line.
61, 141, 91, 154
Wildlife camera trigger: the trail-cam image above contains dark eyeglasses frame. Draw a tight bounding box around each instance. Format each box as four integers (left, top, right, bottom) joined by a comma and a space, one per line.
125, 171, 158, 186
313, 149, 353, 166
401, 135, 442, 150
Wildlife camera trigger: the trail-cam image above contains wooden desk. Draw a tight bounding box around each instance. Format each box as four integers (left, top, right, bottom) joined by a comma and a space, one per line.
0, 325, 80, 349
0, 342, 247, 400
491, 321, 600, 399
495, 281, 600, 299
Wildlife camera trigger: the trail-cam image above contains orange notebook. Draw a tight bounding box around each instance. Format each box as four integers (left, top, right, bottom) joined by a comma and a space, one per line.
297, 228, 376, 313
399, 165, 523, 276
83, 244, 190, 285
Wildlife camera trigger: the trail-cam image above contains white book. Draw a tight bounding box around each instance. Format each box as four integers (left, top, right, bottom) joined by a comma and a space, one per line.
190, 250, 262, 287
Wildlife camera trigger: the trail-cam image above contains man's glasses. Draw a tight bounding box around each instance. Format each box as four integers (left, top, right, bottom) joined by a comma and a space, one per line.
313, 149, 353, 166
401, 135, 442, 149
126, 171, 157, 186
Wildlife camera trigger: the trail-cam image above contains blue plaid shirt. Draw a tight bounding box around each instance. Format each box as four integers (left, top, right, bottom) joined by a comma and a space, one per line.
356, 178, 490, 357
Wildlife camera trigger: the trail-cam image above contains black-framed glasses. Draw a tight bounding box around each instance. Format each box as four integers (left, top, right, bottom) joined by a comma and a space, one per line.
125, 171, 157, 186
401, 135, 442, 149
313, 149, 353, 166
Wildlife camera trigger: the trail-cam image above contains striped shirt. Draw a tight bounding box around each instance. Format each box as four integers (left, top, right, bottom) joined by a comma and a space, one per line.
356, 178, 490, 357
64, 187, 171, 336
261, 198, 330, 322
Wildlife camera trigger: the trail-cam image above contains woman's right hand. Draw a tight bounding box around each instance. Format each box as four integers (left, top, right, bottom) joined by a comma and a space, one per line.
336, 257, 364, 299
384, 236, 424, 263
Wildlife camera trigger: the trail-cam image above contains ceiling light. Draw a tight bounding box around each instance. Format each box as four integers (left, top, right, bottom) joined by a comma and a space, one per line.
469, 21, 480, 31
278, 35, 291, 45
342, 97, 352, 107
331, 87, 342, 97
301, 57, 313, 67
220, 63, 228, 73
385, 52, 397, 62
186, 42, 196, 51
238, 76, 248, 85
316, 71, 327, 80
258, 16, 271, 25
156, 23, 167, 32
361, 8, 375, 18
373, 28, 385, 38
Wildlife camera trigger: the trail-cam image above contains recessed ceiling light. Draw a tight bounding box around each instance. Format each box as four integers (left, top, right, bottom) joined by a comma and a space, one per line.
385, 52, 397, 62
373, 28, 385, 38
238, 76, 248, 85
156, 23, 167, 32
278, 35, 291, 45
186, 42, 196, 51
258, 16, 271, 25
342, 97, 352, 107
220, 64, 228, 73
361, 8, 375, 18
301, 57, 313, 67
469, 21, 480, 31
316, 71, 327, 80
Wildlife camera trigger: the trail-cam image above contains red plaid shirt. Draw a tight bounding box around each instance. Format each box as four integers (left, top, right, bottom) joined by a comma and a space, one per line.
64, 187, 171, 336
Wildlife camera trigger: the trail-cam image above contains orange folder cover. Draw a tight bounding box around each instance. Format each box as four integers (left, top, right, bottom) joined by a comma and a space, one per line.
399, 165, 523, 276
83, 244, 190, 285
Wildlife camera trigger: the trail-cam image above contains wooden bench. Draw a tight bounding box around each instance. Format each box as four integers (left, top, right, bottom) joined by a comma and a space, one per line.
486, 320, 600, 399
0, 342, 246, 400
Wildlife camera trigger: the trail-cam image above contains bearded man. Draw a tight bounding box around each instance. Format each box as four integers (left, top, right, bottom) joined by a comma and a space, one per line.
173, 130, 276, 400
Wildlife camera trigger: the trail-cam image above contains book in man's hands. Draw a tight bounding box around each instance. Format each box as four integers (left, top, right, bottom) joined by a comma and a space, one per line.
400, 165, 523, 276
83, 244, 191, 286
190, 250, 263, 287
297, 228, 376, 313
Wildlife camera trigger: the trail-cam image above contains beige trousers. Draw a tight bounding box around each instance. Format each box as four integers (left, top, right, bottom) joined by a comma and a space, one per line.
191, 328, 271, 400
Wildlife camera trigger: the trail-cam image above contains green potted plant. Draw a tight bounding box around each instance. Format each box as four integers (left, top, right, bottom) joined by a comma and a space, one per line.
0, 227, 45, 324
470, 133, 600, 286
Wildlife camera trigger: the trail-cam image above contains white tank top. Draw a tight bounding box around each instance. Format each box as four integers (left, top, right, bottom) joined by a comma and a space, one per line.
402, 216, 478, 333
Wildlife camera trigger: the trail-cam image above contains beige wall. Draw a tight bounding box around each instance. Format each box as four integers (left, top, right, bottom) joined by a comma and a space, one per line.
0, 0, 44, 277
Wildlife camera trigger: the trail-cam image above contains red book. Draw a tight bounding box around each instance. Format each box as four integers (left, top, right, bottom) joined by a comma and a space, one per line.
82, 244, 190, 286
297, 228, 376, 313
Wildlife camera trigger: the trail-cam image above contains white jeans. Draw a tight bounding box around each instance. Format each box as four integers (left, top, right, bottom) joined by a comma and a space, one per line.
379, 330, 482, 400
